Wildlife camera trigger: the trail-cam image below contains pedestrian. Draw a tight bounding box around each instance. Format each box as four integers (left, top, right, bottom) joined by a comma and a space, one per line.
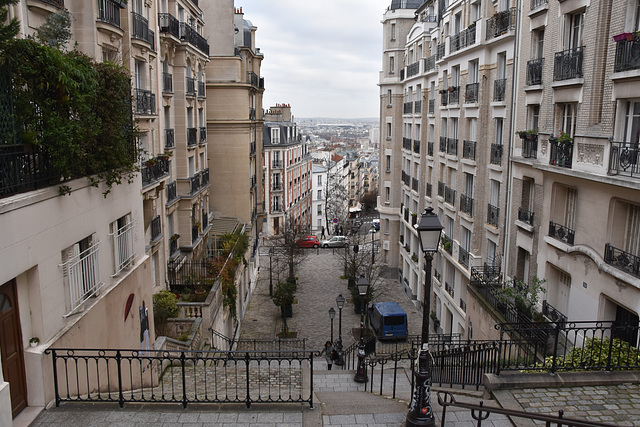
321, 226, 325, 239
318, 340, 335, 370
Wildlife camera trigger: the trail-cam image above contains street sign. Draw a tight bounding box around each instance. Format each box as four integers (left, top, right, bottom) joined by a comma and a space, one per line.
333, 218, 338, 223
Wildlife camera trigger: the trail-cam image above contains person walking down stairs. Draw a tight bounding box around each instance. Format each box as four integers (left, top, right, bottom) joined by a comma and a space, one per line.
318, 340, 336, 370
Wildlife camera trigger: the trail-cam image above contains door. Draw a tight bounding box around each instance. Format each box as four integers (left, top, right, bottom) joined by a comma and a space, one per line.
0, 280, 27, 417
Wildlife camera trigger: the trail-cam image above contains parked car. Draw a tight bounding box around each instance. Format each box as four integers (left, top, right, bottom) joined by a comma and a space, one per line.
320, 236, 348, 248
295, 235, 319, 248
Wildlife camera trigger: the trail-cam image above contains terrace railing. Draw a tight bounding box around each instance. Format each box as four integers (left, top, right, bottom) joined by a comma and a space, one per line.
487, 204, 499, 227
608, 141, 639, 179
460, 194, 473, 216
517, 207, 534, 226
98, 0, 121, 27
465, 82, 479, 103
548, 221, 575, 245
614, 32, 640, 72
493, 78, 506, 101
486, 8, 516, 40
490, 143, 503, 165
0, 144, 56, 198
526, 58, 543, 85
604, 243, 640, 279
554, 46, 584, 81
462, 140, 476, 160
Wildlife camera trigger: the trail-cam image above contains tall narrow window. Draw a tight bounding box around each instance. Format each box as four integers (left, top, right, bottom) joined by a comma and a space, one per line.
387, 89, 392, 106
110, 214, 134, 276
533, 29, 544, 59
389, 56, 395, 74
391, 23, 396, 40
61, 235, 103, 315
495, 118, 504, 145
565, 12, 584, 50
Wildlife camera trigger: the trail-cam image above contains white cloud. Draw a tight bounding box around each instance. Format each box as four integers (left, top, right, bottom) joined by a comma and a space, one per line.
237, 0, 390, 118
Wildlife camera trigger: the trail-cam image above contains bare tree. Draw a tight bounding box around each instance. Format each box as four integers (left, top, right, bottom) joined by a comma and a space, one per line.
324, 159, 349, 235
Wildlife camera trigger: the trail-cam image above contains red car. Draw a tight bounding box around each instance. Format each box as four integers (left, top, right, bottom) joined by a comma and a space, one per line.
295, 235, 320, 248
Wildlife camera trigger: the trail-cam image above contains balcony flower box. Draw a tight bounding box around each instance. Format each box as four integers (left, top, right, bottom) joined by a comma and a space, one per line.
613, 33, 632, 42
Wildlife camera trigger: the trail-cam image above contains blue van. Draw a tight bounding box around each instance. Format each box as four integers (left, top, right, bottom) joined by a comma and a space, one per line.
369, 302, 408, 340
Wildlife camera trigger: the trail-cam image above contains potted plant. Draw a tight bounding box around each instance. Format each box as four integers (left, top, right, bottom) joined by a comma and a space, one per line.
441, 235, 451, 252
557, 131, 573, 145
29, 337, 39, 347
517, 129, 538, 139
145, 158, 157, 168
170, 234, 180, 242
613, 33, 631, 42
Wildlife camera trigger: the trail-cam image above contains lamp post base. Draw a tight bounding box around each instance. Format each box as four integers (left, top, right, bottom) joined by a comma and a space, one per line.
406, 350, 435, 427
353, 346, 368, 383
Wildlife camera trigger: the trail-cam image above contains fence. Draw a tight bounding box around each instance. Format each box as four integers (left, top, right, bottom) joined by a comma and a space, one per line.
47, 348, 314, 409
211, 329, 306, 352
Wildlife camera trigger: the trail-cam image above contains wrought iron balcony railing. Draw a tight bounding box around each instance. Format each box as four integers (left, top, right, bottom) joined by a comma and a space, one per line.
605, 243, 640, 278
608, 141, 639, 179
460, 194, 473, 216
187, 128, 197, 146
272, 160, 283, 168
166, 181, 177, 203
151, 215, 162, 241
169, 236, 178, 255
531, 0, 548, 10
403, 102, 413, 114
134, 88, 156, 115
199, 127, 206, 143
470, 265, 501, 287
0, 144, 55, 198
180, 23, 210, 55
424, 55, 436, 72
414, 100, 421, 114
490, 143, 503, 165
186, 77, 196, 96
98, 0, 121, 27
437, 181, 445, 198
437, 43, 445, 60
411, 178, 419, 192
522, 136, 538, 158
554, 46, 584, 81
518, 207, 534, 226
406, 61, 420, 78
132, 12, 154, 49
428, 141, 434, 157
463, 140, 476, 160
549, 221, 575, 245
486, 8, 516, 40
249, 108, 256, 120
164, 128, 175, 149
447, 138, 458, 156
449, 86, 460, 104
487, 204, 500, 227
198, 81, 205, 98
459, 298, 467, 312
440, 90, 448, 106
403, 137, 412, 150
248, 71, 260, 87
450, 27, 476, 53
428, 99, 435, 114
445, 282, 455, 298
549, 137, 573, 168
459, 247, 469, 269
141, 156, 170, 187
158, 13, 180, 38
439, 136, 447, 153
426, 182, 432, 198
493, 78, 507, 101
465, 82, 479, 103
250, 141, 256, 155
542, 300, 567, 327
614, 32, 640, 72
163, 72, 173, 93
413, 140, 420, 154
526, 58, 543, 85
445, 186, 456, 207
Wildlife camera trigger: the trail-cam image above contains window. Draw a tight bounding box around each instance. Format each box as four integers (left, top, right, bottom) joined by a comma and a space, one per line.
528, 105, 540, 130
532, 28, 544, 59
622, 100, 640, 148
387, 89, 392, 106
389, 56, 395, 74
461, 227, 471, 252
495, 118, 504, 145
487, 240, 498, 267
558, 103, 577, 136
464, 173, 474, 197
386, 123, 392, 139
469, 60, 479, 84
271, 127, 280, 144
61, 235, 103, 315
391, 23, 396, 40
317, 175, 323, 185
135, 60, 146, 89
385, 186, 390, 202
471, 0, 481, 21
490, 179, 500, 207
385, 218, 390, 233
386, 155, 391, 172
317, 189, 323, 200
188, 156, 194, 176
469, 118, 477, 141
565, 11, 584, 50
636, 0, 640, 31
497, 52, 506, 80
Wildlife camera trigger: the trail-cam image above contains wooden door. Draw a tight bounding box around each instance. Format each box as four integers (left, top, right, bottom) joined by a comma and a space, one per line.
0, 280, 27, 417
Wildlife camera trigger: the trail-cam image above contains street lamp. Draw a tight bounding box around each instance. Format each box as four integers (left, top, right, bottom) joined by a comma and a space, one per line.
328, 307, 336, 343
406, 207, 442, 427
354, 275, 369, 383
335, 294, 346, 366
269, 247, 274, 297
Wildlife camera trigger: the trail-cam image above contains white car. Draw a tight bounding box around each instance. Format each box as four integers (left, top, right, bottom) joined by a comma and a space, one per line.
320, 236, 349, 248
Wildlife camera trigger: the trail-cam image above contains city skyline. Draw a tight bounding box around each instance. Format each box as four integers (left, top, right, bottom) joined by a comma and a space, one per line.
237, 0, 391, 119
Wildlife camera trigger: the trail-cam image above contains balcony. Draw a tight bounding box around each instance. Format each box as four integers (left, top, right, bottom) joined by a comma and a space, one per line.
531, 0, 548, 10
460, 194, 473, 216
445, 282, 455, 298
447, 138, 458, 156
605, 243, 640, 278
493, 78, 507, 102
437, 181, 445, 198
403, 137, 412, 151
449, 86, 460, 104
426, 182, 432, 198
614, 33, 640, 72
450, 27, 476, 53
470, 265, 501, 287
164, 129, 175, 149
428, 99, 435, 114
189, 169, 209, 195
411, 178, 419, 192
406, 61, 419, 78
186, 77, 196, 96
465, 82, 479, 103
180, 23, 210, 55
459, 247, 469, 269
249, 108, 256, 120
463, 140, 476, 160
487, 204, 500, 227
542, 300, 567, 327
97, 0, 121, 28
518, 207, 534, 226
413, 140, 420, 154
250, 141, 256, 155
272, 182, 283, 191
439, 136, 447, 153
490, 144, 503, 165
428, 141, 434, 157
403, 102, 413, 114
272, 160, 283, 169
199, 127, 207, 143
554, 47, 584, 81
444, 186, 456, 207
486, 8, 516, 40
158, 13, 179, 38
163, 72, 173, 93
436, 43, 445, 60
401, 170, 411, 186
549, 221, 575, 245
549, 137, 573, 169
424, 55, 436, 72
134, 88, 156, 115
132, 12, 154, 49
522, 136, 538, 158
141, 156, 170, 187
151, 215, 162, 242
0, 144, 55, 198
191, 225, 199, 244
460, 298, 467, 312
414, 100, 421, 113
440, 90, 448, 106
247, 71, 262, 88
169, 236, 178, 255
187, 128, 197, 146
526, 58, 543, 86
166, 181, 177, 203
608, 142, 639, 179
198, 81, 206, 98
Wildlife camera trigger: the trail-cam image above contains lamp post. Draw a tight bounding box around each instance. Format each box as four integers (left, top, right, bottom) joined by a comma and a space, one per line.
328, 307, 335, 343
354, 275, 369, 383
269, 247, 273, 297
335, 294, 345, 366
406, 207, 442, 427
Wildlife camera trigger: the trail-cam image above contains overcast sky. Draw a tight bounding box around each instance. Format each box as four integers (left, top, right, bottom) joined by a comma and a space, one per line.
238, 1, 391, 119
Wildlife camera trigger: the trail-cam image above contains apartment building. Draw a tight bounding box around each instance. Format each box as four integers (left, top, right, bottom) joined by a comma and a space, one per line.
379, 0, 517, 338
312, 162, 329, 233
263, 104, 312, 235
508, 0, 640, 329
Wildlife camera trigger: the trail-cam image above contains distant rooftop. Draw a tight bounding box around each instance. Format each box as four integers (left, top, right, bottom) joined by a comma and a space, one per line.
389, 0, 425, 10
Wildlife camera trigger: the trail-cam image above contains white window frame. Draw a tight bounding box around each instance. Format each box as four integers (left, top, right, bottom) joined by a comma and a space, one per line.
60, 237, 104, 316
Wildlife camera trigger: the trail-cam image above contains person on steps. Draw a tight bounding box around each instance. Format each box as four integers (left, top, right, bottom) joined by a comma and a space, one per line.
318, 340, 335, 370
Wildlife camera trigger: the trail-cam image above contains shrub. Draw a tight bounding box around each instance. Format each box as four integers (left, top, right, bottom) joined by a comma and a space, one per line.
153, 290, 179, 335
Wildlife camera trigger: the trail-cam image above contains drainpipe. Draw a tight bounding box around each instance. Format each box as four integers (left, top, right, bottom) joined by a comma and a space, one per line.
502, 0, 523, 281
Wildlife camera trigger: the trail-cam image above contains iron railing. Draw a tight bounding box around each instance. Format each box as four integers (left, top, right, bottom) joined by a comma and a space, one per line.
169, 236, 178, 255
614, 32, 640, 72
459, 247, 469, 268
424, 55, 436, 72
490, 143, 503, 165
403, 137, 412, 150
463, 140, 476, 160
446, 137, 458, 156
450, 27, 476, 53
187, 128, 197, 146
162, 72, 173, 93
413, 140, 420, 154
199, 127, 206, 143
47, 348, 314, 409
403, 102, 413, 114
37, 0, 64, 7
608, 141, 639, 179
437, 181, 445, 198
411, 178, 419, 192
186, 77, 196, 96
526, 58, 543, 85
428, 99, 435, 114
440, 90, 448, 106
465, 82, 479, 103
158, 13, 180, 38
554, 46, 584, 81
414, 100, 421, 113
522, 135, 538, 158
517, 207, 534, 226
436, 43, 445, 60
141, 156, 170, 187
549, 221, 575, 245
406, 61, 419, 78
549, 137, 573, 168
486, 8, 516, 40
487, 204, 499, 227
211, 330, 306, 352
180, 23, 210, 55
97, 0, 121, 27
166, 181, 177, 203
426, 182, 432, 197
164, 128, 175, 149
531, 0, 548, 10
449, 86, 460, 104
444, 186, 456, 207
493, 78, 506, 101
198, 81, 205, 98
0, 144, 56, 198
542, 300, 567, 327
460, 194, 473, 216
439, 136, 447, 153
150, 215, 162, 242
604, 243, 640, 278
135, 88, 156, 115
132, 12, 154, 49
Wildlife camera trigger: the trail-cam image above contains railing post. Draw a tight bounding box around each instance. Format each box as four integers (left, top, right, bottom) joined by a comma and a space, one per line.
245, 352, 251, 408
309, 351, 314, 409
551, 322, 561, 374
606, 325, 615, 371
181, 351, 188, 408
116, 350, 124, 408
50, 349, 61, 407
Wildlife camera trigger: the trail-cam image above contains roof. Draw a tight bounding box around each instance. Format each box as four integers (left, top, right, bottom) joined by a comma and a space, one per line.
372, 302, 406, 316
